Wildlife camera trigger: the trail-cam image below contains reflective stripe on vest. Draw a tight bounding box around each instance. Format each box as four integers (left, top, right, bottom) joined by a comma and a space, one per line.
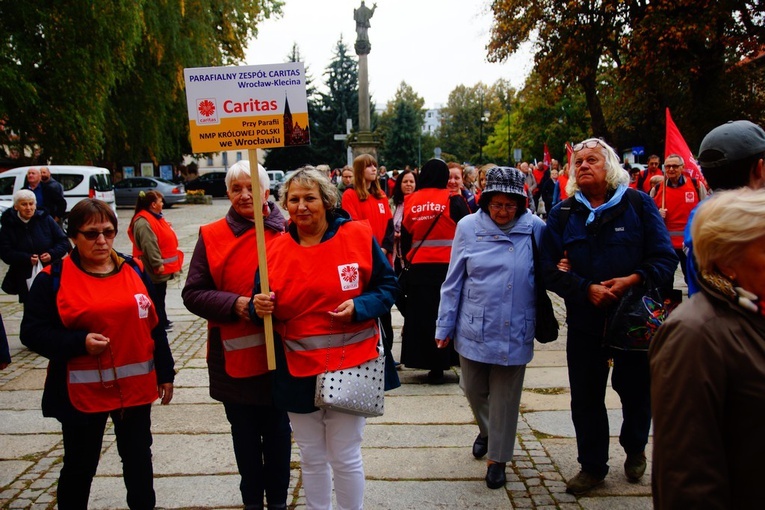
419, 239, 454, 247
162, 254, 179, 264
223, 332, 266, 352
283, 325, 377, 353
69, 359, 155, 384
668, 231, 685, 237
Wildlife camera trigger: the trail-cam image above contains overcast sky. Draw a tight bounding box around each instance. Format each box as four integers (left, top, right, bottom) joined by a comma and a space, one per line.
244, 0, 534, 109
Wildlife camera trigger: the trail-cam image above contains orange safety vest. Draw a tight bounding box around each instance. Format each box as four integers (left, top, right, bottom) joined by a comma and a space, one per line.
402, 188, 456, 264
128, 210, 184, 275
653, 178, 699, 249
201, 218, 282, 378
53, 257, 158, 413
641, 168, 664, 193
341, 188, 392, 247
267, 221, 379, 377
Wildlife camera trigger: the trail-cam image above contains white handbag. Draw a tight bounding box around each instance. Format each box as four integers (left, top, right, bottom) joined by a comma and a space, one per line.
314, 325, 385, 418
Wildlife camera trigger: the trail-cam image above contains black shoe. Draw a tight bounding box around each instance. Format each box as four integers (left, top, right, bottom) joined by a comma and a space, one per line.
485, 462, 506, 489
164, 321, 173, 330
624, 451, 647, 482
427, 369, 445, 384
472, 434, 488, 459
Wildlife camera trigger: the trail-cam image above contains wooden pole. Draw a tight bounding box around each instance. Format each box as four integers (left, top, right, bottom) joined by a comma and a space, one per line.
661, 177, 667, 211
248, 148, 276, 370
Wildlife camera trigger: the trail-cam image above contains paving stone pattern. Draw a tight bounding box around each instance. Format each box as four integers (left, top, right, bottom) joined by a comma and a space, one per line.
0, 200, 671, 509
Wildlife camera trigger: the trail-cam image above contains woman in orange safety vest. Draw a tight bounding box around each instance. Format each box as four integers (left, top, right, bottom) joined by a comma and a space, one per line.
20, 198, 175, 509
182, 161, 291, 510
128, 190, 183, 330
253, 166, 397, 510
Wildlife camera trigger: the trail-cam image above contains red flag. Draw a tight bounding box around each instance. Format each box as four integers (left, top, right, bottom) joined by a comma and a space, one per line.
543, 143, 552, 168
665, 108, 704, 182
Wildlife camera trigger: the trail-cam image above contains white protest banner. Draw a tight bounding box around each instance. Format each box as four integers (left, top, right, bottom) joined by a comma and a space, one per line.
183, 62, 309, 153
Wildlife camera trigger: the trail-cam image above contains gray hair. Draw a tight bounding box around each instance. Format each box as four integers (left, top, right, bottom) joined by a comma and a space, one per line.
280, 166, 339, 211
665, 154, 685, 166
567, 138, 629, 196
225, 161, 269, 197
13, 189, 36, 206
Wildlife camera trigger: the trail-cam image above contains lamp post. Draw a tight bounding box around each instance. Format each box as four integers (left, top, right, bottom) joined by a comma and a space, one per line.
479, 93, 489, 164
506, 110, 511, 166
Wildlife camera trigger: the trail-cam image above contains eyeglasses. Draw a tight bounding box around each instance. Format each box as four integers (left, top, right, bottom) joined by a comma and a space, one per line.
489, 203, 518, 212
78, 229, 117, 240
572, 139, 605, 152
664, 164, 683, 169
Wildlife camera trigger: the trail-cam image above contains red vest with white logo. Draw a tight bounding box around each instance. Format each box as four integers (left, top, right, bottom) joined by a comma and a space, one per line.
266, 221, 379, 377
653, 178, 699, 249
402, 188, 456, 264
201, 218, 282, 378
341, 188, 392, 246
128, 211, 184, 275
54, 257, 158, 413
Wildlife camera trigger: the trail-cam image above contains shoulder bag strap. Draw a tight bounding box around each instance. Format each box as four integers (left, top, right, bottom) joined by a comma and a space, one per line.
404, 209, 445, 267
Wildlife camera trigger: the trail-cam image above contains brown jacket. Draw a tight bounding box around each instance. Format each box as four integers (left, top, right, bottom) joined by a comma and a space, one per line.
649, 284, 765, 509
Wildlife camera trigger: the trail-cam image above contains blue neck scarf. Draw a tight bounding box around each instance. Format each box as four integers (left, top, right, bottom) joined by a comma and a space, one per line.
574, 184, 628, 225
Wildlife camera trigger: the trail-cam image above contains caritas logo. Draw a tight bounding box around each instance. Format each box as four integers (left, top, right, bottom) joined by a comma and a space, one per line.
337, 263, 360, 291
196, 98, 219, 125
134, 293, 152, 319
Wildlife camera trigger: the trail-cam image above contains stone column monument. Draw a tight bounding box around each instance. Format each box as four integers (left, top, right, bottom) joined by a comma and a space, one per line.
351, 1, 380, 159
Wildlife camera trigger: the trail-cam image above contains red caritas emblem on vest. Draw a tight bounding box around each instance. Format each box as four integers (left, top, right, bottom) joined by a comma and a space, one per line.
134, 293, 152, 319
338, 263, 360, 291
685, 191, 695, 203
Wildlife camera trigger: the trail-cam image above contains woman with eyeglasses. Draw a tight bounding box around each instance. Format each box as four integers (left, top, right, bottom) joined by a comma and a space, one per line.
128, 190, 184, 331
435, 166, 545, 489
540, 138, 677, 496
20, 198, 175, 509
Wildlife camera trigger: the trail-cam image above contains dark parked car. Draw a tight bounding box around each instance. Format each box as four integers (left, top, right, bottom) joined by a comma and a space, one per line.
185, 171, 228, 197
114, 177, 186, 207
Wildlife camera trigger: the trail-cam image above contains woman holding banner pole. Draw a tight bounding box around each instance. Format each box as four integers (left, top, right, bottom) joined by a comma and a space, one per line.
183, 161, 291, 510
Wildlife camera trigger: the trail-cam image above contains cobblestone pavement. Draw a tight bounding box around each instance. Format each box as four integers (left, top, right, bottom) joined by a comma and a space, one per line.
0, 199, 668, 509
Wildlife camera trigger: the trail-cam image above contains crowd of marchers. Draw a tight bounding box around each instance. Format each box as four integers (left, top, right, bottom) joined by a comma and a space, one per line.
2, 119, 764, 510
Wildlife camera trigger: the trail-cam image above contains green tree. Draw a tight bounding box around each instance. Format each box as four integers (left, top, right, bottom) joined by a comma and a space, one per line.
0, 0, 283, 166
103, 0, 282, 169
377, 82, 425, 169
488, 0, 765, 153
486, 70, 589, 165
0, 1, 145, 164
264, 43, 322, 171
440, 82, 508, 164
311, 37, 359, 168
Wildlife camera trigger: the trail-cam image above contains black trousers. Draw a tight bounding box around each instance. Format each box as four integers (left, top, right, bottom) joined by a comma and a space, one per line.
153, 281, 168, 328
58, 404, 154, 510
566, 329, 651, 478
223, 402, 292, 507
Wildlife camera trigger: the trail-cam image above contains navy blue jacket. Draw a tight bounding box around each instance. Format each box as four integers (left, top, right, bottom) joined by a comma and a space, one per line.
251, 209, 398, 413
541, 189, 678, 336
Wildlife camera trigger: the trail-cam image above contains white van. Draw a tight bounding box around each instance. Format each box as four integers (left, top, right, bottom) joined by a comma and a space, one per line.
0, 166, 116, 218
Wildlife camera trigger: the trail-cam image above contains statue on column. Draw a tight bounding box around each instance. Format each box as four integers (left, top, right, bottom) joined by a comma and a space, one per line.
353, 1, 376, 55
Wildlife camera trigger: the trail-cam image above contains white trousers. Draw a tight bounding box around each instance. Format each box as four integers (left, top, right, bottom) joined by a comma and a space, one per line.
289, 409, 366, 510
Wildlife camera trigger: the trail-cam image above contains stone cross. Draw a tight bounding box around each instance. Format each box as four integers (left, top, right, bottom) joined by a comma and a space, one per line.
333, 118, 354, 166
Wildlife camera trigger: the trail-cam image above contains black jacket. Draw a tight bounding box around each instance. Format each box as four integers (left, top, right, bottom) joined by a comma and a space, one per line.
0, 208, 70, 302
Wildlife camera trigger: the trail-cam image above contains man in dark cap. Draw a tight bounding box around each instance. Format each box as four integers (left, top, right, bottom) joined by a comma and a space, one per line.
683, 120, 765, 294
